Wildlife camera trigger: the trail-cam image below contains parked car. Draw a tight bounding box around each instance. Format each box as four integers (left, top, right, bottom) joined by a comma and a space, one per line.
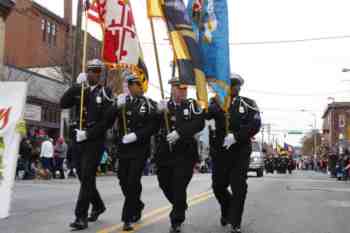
249, 141, 265, 177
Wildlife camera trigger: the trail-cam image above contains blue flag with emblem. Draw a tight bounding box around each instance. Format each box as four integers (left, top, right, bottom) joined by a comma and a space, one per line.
187, 0, 231, 111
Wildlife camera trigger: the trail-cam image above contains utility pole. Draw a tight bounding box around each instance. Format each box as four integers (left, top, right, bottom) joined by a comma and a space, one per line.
261, 125, 265, 149
267, 124, 271, 145
72, 0, 83, 83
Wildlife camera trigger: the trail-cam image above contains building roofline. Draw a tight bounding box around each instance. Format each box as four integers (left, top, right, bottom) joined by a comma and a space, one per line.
6, 64, 65, 85
322, 102, 350, 118
0, 0, 15, 17
32, 1, 68, 26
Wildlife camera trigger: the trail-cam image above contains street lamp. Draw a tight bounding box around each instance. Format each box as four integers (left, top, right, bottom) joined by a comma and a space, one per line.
301, 109, 317, 159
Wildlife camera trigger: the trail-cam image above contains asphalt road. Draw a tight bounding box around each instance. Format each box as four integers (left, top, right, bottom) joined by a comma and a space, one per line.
1, 171, 350, 233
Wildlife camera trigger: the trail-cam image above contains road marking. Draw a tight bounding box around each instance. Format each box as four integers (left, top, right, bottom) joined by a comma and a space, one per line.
327, 200, 350, 208
96, 190, 214, 233
287, 185, 350, 193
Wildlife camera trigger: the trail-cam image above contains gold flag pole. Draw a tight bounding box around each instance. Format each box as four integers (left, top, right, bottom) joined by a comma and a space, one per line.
149, 19, 173, 152
149, 19, 171, 133
225, 94, 232, 135
122, 106, 128, 135
79, 10, 89, 130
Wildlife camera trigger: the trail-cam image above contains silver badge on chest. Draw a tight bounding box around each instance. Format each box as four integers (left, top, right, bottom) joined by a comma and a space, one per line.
96, 96, 102, 104
239, 105, 245, 114
184, 108, 189, 116
140, 104, 146, 113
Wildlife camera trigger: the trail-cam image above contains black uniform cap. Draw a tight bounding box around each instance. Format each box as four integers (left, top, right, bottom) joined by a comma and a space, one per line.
230, 73, 245, 86
168, 76, 187, 88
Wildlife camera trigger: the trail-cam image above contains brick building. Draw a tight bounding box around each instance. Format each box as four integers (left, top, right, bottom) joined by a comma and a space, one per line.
322, 102, 350, 152
5, 0, 101, 69
3, 0, 102, 138
0, 0, 15, 81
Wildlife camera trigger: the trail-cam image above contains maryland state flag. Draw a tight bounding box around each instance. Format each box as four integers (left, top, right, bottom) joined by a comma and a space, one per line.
85, 0, 148, 92
147, 0, 208, 108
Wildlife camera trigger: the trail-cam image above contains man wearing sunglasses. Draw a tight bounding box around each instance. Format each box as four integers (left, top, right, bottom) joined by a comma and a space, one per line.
60, 59, 112, 230
155, 77, 205, 233
102, 70, 158, 231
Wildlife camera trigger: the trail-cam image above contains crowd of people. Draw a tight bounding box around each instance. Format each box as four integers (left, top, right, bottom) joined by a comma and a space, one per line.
294, 153, 350, 181
17, 135, 119, 180
17, 135, 213, 181
17, 135, 70, 180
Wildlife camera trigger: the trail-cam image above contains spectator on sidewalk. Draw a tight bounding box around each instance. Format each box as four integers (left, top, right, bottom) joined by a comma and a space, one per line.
54, 137, 68, 179
66, 141, 76, 178
19, 138, 34, 180
40, 136, 54, 179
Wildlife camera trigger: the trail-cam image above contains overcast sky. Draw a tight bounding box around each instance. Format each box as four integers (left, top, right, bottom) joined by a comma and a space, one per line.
33, 0, 350, 146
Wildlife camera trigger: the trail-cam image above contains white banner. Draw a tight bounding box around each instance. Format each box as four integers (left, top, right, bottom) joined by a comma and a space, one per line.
0, 82, 27, 219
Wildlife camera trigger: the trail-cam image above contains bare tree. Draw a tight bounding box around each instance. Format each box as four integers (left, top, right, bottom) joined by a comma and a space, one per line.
301, 133, 322, 156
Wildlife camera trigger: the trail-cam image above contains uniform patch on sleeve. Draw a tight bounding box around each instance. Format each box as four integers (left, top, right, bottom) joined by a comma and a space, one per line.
254, 112, 261, 120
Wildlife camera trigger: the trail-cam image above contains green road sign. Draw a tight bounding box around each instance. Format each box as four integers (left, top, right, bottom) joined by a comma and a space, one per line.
288, 131, 303, 135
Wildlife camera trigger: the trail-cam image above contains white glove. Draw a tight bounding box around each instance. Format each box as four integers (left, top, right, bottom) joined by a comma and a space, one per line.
167, 130, 180, 144
117, 93, 128, 108
122, 133, 137, 144
76, 73, 87, 84
223, 133, 236, 149
157, 99, 168, 112
75, 129, 87, 142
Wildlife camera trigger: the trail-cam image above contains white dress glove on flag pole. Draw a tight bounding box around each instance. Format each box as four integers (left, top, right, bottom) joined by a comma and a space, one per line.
223, 133, 236, 149
75, 129, 87, 142
76, 73, 87, 84
117, 93, 128, 109
167, 131, 180, 144
122, 133, 137, 144
157, 100, 168, 112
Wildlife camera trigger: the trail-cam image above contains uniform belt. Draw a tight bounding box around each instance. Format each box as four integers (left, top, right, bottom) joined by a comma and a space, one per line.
86, 121, 96, 128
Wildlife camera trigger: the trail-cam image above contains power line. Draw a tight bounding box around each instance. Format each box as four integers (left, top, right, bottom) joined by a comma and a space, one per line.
260, 107, 322, 113
229, 35, 350, 45
148, 82, 350, 98
140, 34, 350, 46
246, 89, 350, 97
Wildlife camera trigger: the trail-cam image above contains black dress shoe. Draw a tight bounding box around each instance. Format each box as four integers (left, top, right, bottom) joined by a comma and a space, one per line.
229, 226, 241, 233
69, 218, 88, 230
220, 217, 229, 226
122, 222, 134, 231
88, 207, 106, 222
169, 223, 182, 233
131, 203, 145, 223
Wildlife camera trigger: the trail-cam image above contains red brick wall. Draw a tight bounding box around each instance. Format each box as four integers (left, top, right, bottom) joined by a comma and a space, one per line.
323, 107, 350, 146
5, 1, 69, 67
4, 0, 101, 72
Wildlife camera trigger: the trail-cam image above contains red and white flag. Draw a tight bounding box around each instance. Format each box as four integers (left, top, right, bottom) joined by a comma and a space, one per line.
85, 0, 144, 66
85, 0, 148, 91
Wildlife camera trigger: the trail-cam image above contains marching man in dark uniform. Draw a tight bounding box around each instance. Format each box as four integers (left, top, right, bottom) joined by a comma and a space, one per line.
156, 77, 205, 233
60, 59, 112, 230
207, 74, 261, 233
103, 70, 158, 231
